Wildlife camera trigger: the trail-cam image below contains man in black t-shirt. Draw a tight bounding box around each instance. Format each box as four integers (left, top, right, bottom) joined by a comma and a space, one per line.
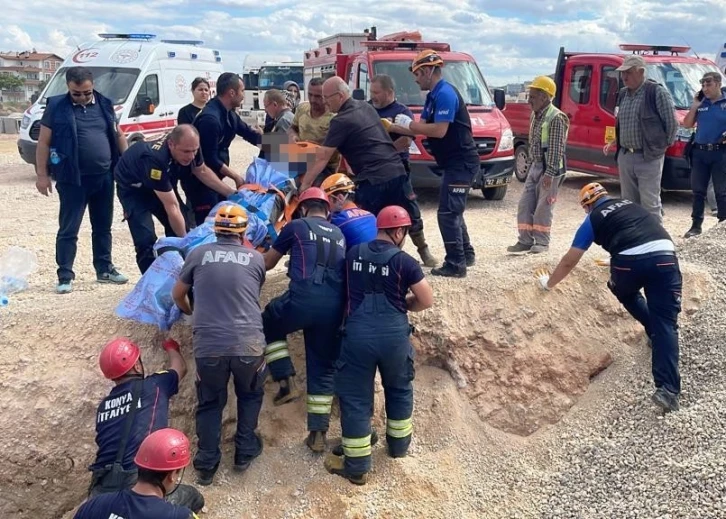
114, 124, 235, 274
299, 76, 435, 268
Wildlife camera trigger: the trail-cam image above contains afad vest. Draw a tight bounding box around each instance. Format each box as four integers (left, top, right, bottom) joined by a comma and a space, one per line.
46, 91, 119, 186
530, 103, 568, 172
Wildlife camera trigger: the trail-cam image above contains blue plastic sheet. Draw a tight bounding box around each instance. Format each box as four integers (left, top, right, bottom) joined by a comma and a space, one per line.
115, 158, 297, 330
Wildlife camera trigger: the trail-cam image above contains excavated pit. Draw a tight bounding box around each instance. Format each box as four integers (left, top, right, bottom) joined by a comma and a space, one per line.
0, 264, 708, 519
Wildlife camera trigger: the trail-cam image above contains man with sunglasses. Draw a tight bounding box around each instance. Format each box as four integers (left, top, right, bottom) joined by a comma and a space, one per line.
36, 66, 129, 294
681, 71, 726, 237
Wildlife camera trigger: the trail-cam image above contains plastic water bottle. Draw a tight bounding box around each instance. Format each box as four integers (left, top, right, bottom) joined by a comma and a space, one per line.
0, 247, 38, 303
0, 294, 8, 307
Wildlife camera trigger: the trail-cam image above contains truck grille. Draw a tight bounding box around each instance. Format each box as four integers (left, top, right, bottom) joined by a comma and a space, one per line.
421, 136, 497, 157
29, 121, 41, 141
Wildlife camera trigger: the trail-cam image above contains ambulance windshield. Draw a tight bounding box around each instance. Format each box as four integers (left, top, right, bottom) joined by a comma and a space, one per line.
373, 60, 494, 107
41, 67, 141, 105
646, 62, 723, 109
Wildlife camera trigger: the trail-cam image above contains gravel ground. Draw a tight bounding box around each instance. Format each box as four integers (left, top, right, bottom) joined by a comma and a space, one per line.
1, 135, 725, 519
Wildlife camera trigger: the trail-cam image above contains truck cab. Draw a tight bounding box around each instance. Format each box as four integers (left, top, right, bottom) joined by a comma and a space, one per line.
505, 44, 723, 191
303, 28, 514, 200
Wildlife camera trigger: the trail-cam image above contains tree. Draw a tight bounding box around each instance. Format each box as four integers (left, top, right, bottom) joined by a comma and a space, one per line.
38, 79, 47, 92
0, 75, 24, 92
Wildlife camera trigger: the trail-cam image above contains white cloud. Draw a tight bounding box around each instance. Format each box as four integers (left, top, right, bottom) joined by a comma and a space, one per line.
0, 1, 723, 85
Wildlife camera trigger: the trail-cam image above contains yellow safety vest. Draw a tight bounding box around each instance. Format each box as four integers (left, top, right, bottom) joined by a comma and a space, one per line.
530, 103, 568, 171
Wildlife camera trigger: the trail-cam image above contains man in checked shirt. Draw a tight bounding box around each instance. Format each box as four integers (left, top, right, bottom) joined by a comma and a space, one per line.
507, 76, 569, 254
605, 55, 677, 223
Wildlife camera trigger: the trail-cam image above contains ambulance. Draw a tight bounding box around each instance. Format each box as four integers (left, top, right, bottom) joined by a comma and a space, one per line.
17, 33, 225, 166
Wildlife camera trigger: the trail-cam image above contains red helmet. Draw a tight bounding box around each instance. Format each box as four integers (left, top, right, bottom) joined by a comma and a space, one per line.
99, 338, 141, 380
298, 187, 330, 209
377, 205, 412, 229
134, 428, 191, 472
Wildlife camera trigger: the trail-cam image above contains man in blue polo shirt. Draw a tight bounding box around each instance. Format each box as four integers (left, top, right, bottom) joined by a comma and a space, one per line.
534, 183, 682, 413
390, 50, 479, 277
682, 71, 726, 237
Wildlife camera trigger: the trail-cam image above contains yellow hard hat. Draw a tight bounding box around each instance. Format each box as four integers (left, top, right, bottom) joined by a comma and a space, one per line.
530, 76, 556, 97
321, 173, 355, 196
214, 204, 248, 234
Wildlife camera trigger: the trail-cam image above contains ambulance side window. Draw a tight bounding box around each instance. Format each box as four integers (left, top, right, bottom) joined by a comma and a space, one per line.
358, 64, 369, 100
568, 65, 592, 105
130, 74, 160, 117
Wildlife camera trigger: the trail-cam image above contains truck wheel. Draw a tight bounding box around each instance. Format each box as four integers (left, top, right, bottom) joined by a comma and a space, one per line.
514, 144, 529, 183
482, 185, 508, 200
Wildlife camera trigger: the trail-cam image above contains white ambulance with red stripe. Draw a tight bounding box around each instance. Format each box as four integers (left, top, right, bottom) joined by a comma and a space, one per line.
17, 33, 225, 166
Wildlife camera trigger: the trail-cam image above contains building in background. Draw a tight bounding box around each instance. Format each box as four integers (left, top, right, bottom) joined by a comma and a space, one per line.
0, 50, 64, 103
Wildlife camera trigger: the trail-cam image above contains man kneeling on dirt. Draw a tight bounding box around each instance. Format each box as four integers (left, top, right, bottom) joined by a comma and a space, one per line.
88, 337, 203, 512
535, 183, 682, 413
262, 187, 346, 453
172, 205, 268, 486
76, 428, 200, 519
321, 173, 378, 250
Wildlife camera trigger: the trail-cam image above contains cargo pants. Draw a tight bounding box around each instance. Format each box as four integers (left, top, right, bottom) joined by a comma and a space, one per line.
516, 162, 565, 247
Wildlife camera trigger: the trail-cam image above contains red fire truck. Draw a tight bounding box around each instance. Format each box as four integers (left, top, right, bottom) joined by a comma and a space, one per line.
504, 44, 723, 190
303, 27, 514, 200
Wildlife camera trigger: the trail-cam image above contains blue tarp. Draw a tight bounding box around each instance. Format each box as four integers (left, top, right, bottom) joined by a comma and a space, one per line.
115, 158, 297, 331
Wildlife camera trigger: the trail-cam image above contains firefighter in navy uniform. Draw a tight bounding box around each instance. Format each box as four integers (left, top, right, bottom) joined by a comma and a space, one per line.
325, 206, 434, 485
88, 337, 203, 513
261, 187, 347, 453
390, 50, 480, 277
114, 124, 235, 274
536, 183, 682, 413
75, 428, 201, 519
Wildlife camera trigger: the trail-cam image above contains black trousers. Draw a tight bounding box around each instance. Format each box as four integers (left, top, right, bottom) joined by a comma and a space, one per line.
355, 174, 424, 234
690, 148, 726, 221
116, 185, 181, 274
194, 356, 267, 471
55, 173, 115, 282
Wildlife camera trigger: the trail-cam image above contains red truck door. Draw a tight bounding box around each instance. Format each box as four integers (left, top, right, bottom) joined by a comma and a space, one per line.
560, 58, 622, 176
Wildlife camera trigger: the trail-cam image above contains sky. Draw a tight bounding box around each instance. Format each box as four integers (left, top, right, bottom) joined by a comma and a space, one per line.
2, 0, 725, 86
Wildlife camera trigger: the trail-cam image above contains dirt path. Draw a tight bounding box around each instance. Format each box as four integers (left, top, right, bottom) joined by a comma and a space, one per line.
0, 140, 721, 519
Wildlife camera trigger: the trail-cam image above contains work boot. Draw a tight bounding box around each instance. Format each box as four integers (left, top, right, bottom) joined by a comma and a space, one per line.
196, 468, 216, 486
273, 377, 301, 407
683, 221, 702, 238
166, 484, 205, 513
529, 244, 549, 254
465, 252, 476, 267
431, 262, 466, 278
651, 387, 680, 413
305, 431, 327, 453
410, 230, 438, 267
234, 432, 263, 472
506, 242, 532, 254
332, 428, 379, 457
324, 453, 367, 485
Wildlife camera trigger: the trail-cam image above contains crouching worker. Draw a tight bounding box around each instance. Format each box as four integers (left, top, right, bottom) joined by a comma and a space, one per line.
535, 183, 682, 413
321, 173, 378, 250
88, 338, 203, 512
262, 187, 346, 452
76, 428, 201, 519
325, 205, 434, 485
172, 205, 268, 486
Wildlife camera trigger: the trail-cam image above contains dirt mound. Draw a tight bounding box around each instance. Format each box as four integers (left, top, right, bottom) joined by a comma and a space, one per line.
0, 258, 708, 518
